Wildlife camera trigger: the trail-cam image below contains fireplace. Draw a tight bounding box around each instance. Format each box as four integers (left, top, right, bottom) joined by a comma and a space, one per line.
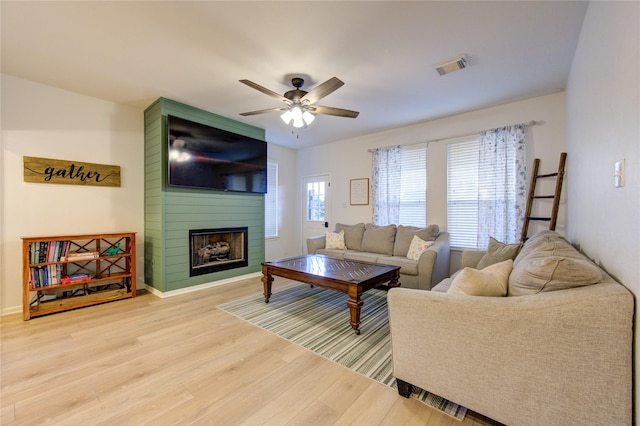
189, 227, 248, 276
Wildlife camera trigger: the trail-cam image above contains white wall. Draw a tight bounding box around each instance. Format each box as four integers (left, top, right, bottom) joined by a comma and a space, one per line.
265, 143, 298, 261
565, 1, 640, 419
1, 75, 145, 314
297, 91, 567, 257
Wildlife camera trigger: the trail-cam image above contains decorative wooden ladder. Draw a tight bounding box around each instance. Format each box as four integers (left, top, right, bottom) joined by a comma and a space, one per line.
520, 152, 567, 242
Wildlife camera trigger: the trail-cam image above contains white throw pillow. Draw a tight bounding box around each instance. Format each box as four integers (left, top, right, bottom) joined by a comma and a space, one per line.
325, 230, 347, 250
406, 235, 435, 261
447, 259, 513, 297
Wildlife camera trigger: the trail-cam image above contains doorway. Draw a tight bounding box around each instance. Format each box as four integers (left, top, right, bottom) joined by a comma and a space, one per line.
302, 175, 330, 252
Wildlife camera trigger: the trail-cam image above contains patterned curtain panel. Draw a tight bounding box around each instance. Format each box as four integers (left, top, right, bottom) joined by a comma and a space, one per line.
477, 125, 526, 247
371, 145, 401, 226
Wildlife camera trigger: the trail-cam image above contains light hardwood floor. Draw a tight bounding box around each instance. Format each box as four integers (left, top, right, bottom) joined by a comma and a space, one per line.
1, 276, 498, 425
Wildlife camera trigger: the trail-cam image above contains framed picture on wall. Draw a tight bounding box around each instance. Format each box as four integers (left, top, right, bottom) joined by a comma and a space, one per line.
350, 178, 369, 205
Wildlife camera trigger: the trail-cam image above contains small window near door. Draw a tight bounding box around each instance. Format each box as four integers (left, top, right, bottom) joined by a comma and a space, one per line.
306, 181, 326, 222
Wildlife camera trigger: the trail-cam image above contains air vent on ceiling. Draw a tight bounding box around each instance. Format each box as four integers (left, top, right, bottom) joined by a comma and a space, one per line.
434, 54, 468, 76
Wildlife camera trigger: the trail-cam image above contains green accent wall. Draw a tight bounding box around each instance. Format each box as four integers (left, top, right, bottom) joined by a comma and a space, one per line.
144, 98, 265, 292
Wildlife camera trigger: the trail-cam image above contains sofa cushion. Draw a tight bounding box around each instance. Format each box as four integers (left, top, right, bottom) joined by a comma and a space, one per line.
335, 222, 365, 251
476, 237, 522, 269
361, 224, 396, 255
447, 259, 513, 297
406, 235, 435, 261
508, 255, 602, 295
344, 251, 381, 263
325, 230, 347, 250
393, 224, 439, 256
509, 234, 603, 295
514, 230, 565, 266
431, 278, 452, 293
316, 249, 345, 259
376, 255, 419, 275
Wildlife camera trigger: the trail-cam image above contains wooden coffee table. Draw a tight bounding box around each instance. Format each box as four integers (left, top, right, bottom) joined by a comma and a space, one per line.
261, 254, 400, 334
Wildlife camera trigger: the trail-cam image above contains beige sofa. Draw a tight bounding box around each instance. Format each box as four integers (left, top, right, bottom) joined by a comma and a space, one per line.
388, 231, 633, 426
306, 223, 450, 290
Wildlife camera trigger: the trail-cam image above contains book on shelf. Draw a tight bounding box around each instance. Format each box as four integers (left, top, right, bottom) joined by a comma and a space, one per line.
30, 264, 65, 288
28, 241, 73, 264
65, 251, 100, 261
57, 273, 92, 285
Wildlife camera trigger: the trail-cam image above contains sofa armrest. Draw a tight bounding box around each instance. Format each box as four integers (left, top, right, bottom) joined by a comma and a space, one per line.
387, 282, 633, 426
460, 249, 485, 268
306, 235, 326, 254
416, 232, 450, 289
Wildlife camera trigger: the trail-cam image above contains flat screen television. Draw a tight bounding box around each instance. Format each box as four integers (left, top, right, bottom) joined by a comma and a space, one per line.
167, 115, 267, 193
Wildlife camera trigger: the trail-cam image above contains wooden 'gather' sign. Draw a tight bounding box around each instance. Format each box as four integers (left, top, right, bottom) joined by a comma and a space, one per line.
23, 156, 121, 187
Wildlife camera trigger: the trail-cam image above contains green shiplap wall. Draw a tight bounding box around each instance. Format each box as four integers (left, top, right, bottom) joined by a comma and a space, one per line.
144, 98, 266, 292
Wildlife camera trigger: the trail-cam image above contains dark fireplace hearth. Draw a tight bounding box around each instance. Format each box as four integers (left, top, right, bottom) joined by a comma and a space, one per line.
189, 227, 248, 276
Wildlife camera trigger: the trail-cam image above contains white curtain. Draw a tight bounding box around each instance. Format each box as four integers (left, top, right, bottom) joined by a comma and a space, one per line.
477, 125, 527, 247
371, 146, 401, 226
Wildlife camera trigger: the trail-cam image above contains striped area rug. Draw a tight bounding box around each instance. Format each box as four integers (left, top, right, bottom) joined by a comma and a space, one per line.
217, 282, 467, 421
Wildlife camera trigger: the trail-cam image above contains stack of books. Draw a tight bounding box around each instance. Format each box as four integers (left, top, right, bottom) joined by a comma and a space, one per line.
65, 251, 100, 261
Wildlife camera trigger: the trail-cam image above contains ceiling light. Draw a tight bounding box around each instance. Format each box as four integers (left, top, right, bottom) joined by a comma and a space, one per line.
280, 109, 292, 124
434, 54, 468, 76
302, 111, 315, 125
281, 104, 316, 128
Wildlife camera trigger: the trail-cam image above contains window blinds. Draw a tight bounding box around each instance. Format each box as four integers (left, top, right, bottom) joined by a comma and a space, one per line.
447, 140, 479, 248
265, 162, 278, 238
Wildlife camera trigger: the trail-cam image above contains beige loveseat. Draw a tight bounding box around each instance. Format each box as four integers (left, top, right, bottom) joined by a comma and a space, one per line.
306, 223, 450, 290
388, 231, 633, 426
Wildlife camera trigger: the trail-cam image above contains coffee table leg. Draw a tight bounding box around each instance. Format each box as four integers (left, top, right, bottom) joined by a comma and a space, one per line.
347, 287, 363, 335
261, 265, 273, 303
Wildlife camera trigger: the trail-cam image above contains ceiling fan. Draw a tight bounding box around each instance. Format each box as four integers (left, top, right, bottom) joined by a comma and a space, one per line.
239, 76, 359, 128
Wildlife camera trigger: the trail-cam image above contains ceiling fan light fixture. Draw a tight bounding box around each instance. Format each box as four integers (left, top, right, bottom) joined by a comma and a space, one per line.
282, 104, 314, 128
290, 105, 303, 121
302, 110, 315, 125
292, 117, 305, 128
280, 109, 292, 124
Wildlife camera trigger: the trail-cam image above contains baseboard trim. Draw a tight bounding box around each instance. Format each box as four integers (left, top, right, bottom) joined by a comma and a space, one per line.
143, 272, 263, 298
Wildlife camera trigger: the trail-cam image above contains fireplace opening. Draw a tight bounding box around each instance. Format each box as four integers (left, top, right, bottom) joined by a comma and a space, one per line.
189, 227, 248, 276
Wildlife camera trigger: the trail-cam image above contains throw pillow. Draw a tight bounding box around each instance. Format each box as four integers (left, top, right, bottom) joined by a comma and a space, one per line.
393, 224, 439, 257
325, 230, 347, 250
476, 237, 522, 269
406, 235, 435, 261
360, 224, 397, 255
447, 259, 513, 297
509, 240, 602, 296
335, 223, 365, 251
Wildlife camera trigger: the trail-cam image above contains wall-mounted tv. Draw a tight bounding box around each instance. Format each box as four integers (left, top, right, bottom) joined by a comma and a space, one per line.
167, 115, 267, 194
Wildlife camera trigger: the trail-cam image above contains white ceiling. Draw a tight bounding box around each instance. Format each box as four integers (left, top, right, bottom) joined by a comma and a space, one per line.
1, 1, 588, 149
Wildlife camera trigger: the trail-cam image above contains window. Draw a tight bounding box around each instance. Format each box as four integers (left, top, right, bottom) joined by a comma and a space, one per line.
399, 146, 427, 227
447, 124, 525, 249
372, 145, 426, 227
265, 162, 278, 238
306, 180, 326, 221
447, 140, 479, 248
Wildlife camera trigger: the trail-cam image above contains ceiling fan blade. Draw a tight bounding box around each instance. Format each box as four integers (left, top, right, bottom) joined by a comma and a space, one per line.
240, 106, 288, 116
301, 77, 344, 105
310, 105, 360, 118
240, 79, 290, 103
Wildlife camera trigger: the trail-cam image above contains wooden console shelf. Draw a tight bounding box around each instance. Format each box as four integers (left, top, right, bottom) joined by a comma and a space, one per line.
22, 232, 136, 320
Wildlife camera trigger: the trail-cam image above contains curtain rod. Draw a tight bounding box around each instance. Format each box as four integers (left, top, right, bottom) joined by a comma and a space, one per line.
424, 120, 538, 144
368, 120, 539, 152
